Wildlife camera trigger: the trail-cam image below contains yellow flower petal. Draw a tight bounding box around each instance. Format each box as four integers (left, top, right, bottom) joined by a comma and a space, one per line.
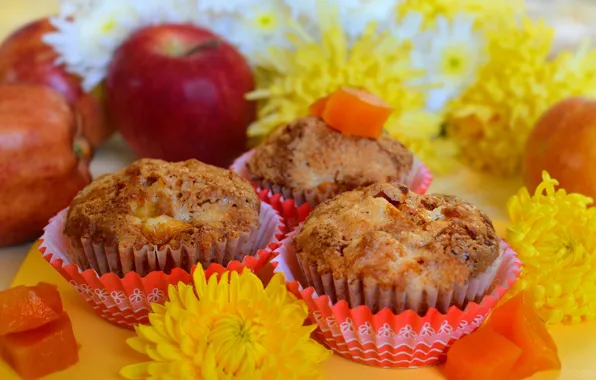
155, 342, 186, 361
228, 270, 241, 307
397, 0, 524, 30
120, 362, 150, 379
193, 267, 207, 299
264, 273, 289, 304
135, 324, 169, 345
214, 271, 230, 304
201, 345, 219, 380
126, 337, 150, 355
150, 303, 166, 315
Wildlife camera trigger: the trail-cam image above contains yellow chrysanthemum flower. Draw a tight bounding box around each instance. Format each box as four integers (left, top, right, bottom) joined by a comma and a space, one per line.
396, 0, 524, 29
120, 269, 330, 379
445, 16, 596, 176
507, 171, 596, 325
247, 3, 454, 173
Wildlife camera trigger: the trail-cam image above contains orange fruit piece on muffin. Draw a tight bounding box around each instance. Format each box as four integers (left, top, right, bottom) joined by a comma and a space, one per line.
308, 95, 329, 117
309, 87, 393, 139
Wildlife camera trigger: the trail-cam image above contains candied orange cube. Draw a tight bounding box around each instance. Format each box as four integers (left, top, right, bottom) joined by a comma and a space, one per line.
486, 292, 561, 379
308, 95, 329, 117
0, 312, 79, 379
444, 327, 522, 380
0, 283, 63, 335
321, 87, 393, 139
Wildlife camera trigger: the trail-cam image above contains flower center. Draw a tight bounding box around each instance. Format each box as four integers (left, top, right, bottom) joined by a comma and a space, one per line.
440, 45, 472, 78
557, 237, 581, 264
209, 313, 267, 375
254, 12, 278, 31
101, 19, 117, 34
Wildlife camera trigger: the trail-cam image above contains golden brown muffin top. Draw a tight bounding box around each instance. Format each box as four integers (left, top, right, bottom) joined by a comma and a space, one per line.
247, 116, 413, 192
64, 158, 260, 250
294, 183, 499, 290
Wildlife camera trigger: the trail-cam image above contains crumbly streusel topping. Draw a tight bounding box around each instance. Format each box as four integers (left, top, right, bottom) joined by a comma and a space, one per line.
247, 116, 413, 192
294, 182, 499, 290
64, 158, 260, 251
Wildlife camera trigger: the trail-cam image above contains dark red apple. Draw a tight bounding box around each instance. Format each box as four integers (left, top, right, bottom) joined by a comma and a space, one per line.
106, 24, 256, 167
0, 18, 113, 147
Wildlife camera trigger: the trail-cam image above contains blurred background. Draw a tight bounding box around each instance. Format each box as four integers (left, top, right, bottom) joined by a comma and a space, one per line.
0, 1, 57, 37
3, 0, 596, 50
526, 0, 596, 52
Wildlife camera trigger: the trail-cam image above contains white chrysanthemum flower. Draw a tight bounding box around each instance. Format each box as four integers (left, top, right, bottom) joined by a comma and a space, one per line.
411, 14, 484, 112
44, 0, 204, 91
196, 0, 255, 14
58, 0, 98, 16
283, 0, 316, 18
284, 0, 405, 45
135, 0, 208, 25
391, 11, 423, 43
45, 1, 145, 90
341, 0, 399, 38
212, 0, 293, 58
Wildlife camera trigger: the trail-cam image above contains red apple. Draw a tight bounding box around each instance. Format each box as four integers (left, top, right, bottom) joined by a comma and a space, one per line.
0, 84, 92, 247
0, 18, 113, 147
106, 24, 255, 167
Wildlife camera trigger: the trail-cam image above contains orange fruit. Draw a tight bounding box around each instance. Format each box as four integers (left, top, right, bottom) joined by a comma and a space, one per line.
0, 283, 63, 335
1, 312, 79, 379
485, 292, 561, 379
444, 326, 522, 380
309, 87, 393, 139
524, 97, 596, 197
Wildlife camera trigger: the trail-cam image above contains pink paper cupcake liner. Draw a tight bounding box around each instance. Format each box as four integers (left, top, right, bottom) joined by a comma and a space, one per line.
274, 228, 521, 368
231, 149, 434, 205
255, 190, 312, 232
39, 203, 285, 330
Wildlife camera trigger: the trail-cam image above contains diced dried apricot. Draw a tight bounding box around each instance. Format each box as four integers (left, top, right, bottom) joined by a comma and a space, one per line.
308, 95, 329, 117
485, 291, 561, 379
319, 87, 393, 139
445, 327, 522, 380
0, 312, 79, 379
0, 283, 63, 335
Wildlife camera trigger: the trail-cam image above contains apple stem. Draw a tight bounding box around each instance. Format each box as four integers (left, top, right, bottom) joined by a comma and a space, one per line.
184, 39, 221, 57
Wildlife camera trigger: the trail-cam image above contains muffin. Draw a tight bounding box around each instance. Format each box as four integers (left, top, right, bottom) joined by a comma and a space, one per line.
64, 158, 266, 277
292, 182, 501, 314
237, 116, 424, 207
